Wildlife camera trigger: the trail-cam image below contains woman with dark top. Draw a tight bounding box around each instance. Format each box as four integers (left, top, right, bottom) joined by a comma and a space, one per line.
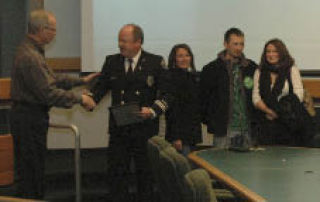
153, 44, 202, 155
252, 39, 314, 146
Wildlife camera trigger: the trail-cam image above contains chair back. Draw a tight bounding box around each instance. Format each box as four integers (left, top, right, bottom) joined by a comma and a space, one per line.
147, 136, 172, 181
184, 169, 218, 202
150, 135, 171, 149
147, 136, 173, 202
159, 147, 182, 202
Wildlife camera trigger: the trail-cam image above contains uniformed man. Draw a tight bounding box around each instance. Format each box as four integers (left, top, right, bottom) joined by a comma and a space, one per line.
90, 24, 166, 202
10, 10, 97, 199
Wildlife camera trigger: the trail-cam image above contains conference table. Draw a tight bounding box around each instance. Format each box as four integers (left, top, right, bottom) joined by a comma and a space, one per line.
188, 147, 320, 202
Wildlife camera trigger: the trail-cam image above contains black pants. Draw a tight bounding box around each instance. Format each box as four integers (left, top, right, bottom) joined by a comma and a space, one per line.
258, 120, 291, 145
108, 125, 153, 202
10, 104, 49, 199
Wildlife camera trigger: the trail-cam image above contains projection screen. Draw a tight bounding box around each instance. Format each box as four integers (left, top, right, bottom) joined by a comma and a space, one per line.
81, 0, 320, 72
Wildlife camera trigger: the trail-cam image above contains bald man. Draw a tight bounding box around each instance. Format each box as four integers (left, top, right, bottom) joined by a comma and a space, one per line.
10, 10, 97, 199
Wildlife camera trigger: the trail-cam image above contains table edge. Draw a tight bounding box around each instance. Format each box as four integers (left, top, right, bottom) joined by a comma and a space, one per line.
188, 150, 267, 202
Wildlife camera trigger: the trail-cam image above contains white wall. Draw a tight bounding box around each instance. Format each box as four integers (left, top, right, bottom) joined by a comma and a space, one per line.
47, 87, 111, 149
82, 0, 320, 71
44, 0, 80, 57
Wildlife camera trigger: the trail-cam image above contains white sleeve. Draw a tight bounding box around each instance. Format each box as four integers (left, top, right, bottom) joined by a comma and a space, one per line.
291, 66, 304, 102
252, 69, 262, 105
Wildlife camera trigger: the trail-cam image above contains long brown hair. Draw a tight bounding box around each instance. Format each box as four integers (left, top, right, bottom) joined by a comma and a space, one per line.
260, 38, 294, 70
259, 39, 295, 110
168, 44, 195, 70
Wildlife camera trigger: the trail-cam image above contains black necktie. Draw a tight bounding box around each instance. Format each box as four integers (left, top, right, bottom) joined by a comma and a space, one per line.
127, 58, 133, 76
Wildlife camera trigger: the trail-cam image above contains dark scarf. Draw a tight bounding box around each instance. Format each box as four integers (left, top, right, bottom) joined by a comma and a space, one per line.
259, 64, 290, 111
218, 50, 249, 68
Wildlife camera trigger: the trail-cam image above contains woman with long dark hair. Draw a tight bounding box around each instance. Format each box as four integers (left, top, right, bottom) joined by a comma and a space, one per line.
252, 39, 313, 145
163, 44, 202, 155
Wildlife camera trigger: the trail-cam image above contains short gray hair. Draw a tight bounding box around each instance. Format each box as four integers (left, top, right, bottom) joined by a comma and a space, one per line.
28, 10, 53, 34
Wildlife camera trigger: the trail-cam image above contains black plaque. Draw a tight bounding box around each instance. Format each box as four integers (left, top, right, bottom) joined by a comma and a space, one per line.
109, 102, 144, 127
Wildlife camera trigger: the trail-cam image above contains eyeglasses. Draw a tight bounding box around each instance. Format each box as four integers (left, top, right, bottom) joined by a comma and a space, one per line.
44, 25, 56, 32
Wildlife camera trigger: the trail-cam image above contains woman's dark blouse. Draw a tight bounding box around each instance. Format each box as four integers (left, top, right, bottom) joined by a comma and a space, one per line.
163, 68, 202, 145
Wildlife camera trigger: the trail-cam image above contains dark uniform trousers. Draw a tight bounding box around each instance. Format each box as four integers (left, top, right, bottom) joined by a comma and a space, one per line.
10, 103, 49, 199
108, 121, 154, 202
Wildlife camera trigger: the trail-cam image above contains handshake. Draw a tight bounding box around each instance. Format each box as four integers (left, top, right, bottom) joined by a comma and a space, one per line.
81, 94, 97, 111
81, 93, 96, 111
79, 72, 100, 111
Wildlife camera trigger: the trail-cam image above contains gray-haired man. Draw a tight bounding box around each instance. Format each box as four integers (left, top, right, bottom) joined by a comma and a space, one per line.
10, 10, 98, 199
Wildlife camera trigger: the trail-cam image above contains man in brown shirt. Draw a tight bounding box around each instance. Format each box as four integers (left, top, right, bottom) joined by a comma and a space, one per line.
10, 10, 97, 199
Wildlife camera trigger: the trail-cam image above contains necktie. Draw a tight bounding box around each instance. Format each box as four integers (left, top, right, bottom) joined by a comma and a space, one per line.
127, 58, 133, 76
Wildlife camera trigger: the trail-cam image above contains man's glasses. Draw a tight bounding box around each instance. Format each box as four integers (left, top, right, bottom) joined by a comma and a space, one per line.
44, 25, 56, 32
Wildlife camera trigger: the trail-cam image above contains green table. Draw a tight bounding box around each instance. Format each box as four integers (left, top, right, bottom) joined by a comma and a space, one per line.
188, 147, 320, 202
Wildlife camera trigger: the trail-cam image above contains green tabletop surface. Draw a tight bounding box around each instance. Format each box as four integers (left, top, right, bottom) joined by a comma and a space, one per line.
196, 147, 320, 202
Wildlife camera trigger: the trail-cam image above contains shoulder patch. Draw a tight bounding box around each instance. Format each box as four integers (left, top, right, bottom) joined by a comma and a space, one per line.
160, 59, 168, 69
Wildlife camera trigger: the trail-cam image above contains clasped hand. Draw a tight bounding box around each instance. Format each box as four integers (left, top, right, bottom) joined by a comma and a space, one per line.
81, 94, 96, 111
265, 109, 278, 120
139, 107, 154, 119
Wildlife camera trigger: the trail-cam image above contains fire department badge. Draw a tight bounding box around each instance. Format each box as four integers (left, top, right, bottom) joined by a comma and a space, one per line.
147, 75, 154, 87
